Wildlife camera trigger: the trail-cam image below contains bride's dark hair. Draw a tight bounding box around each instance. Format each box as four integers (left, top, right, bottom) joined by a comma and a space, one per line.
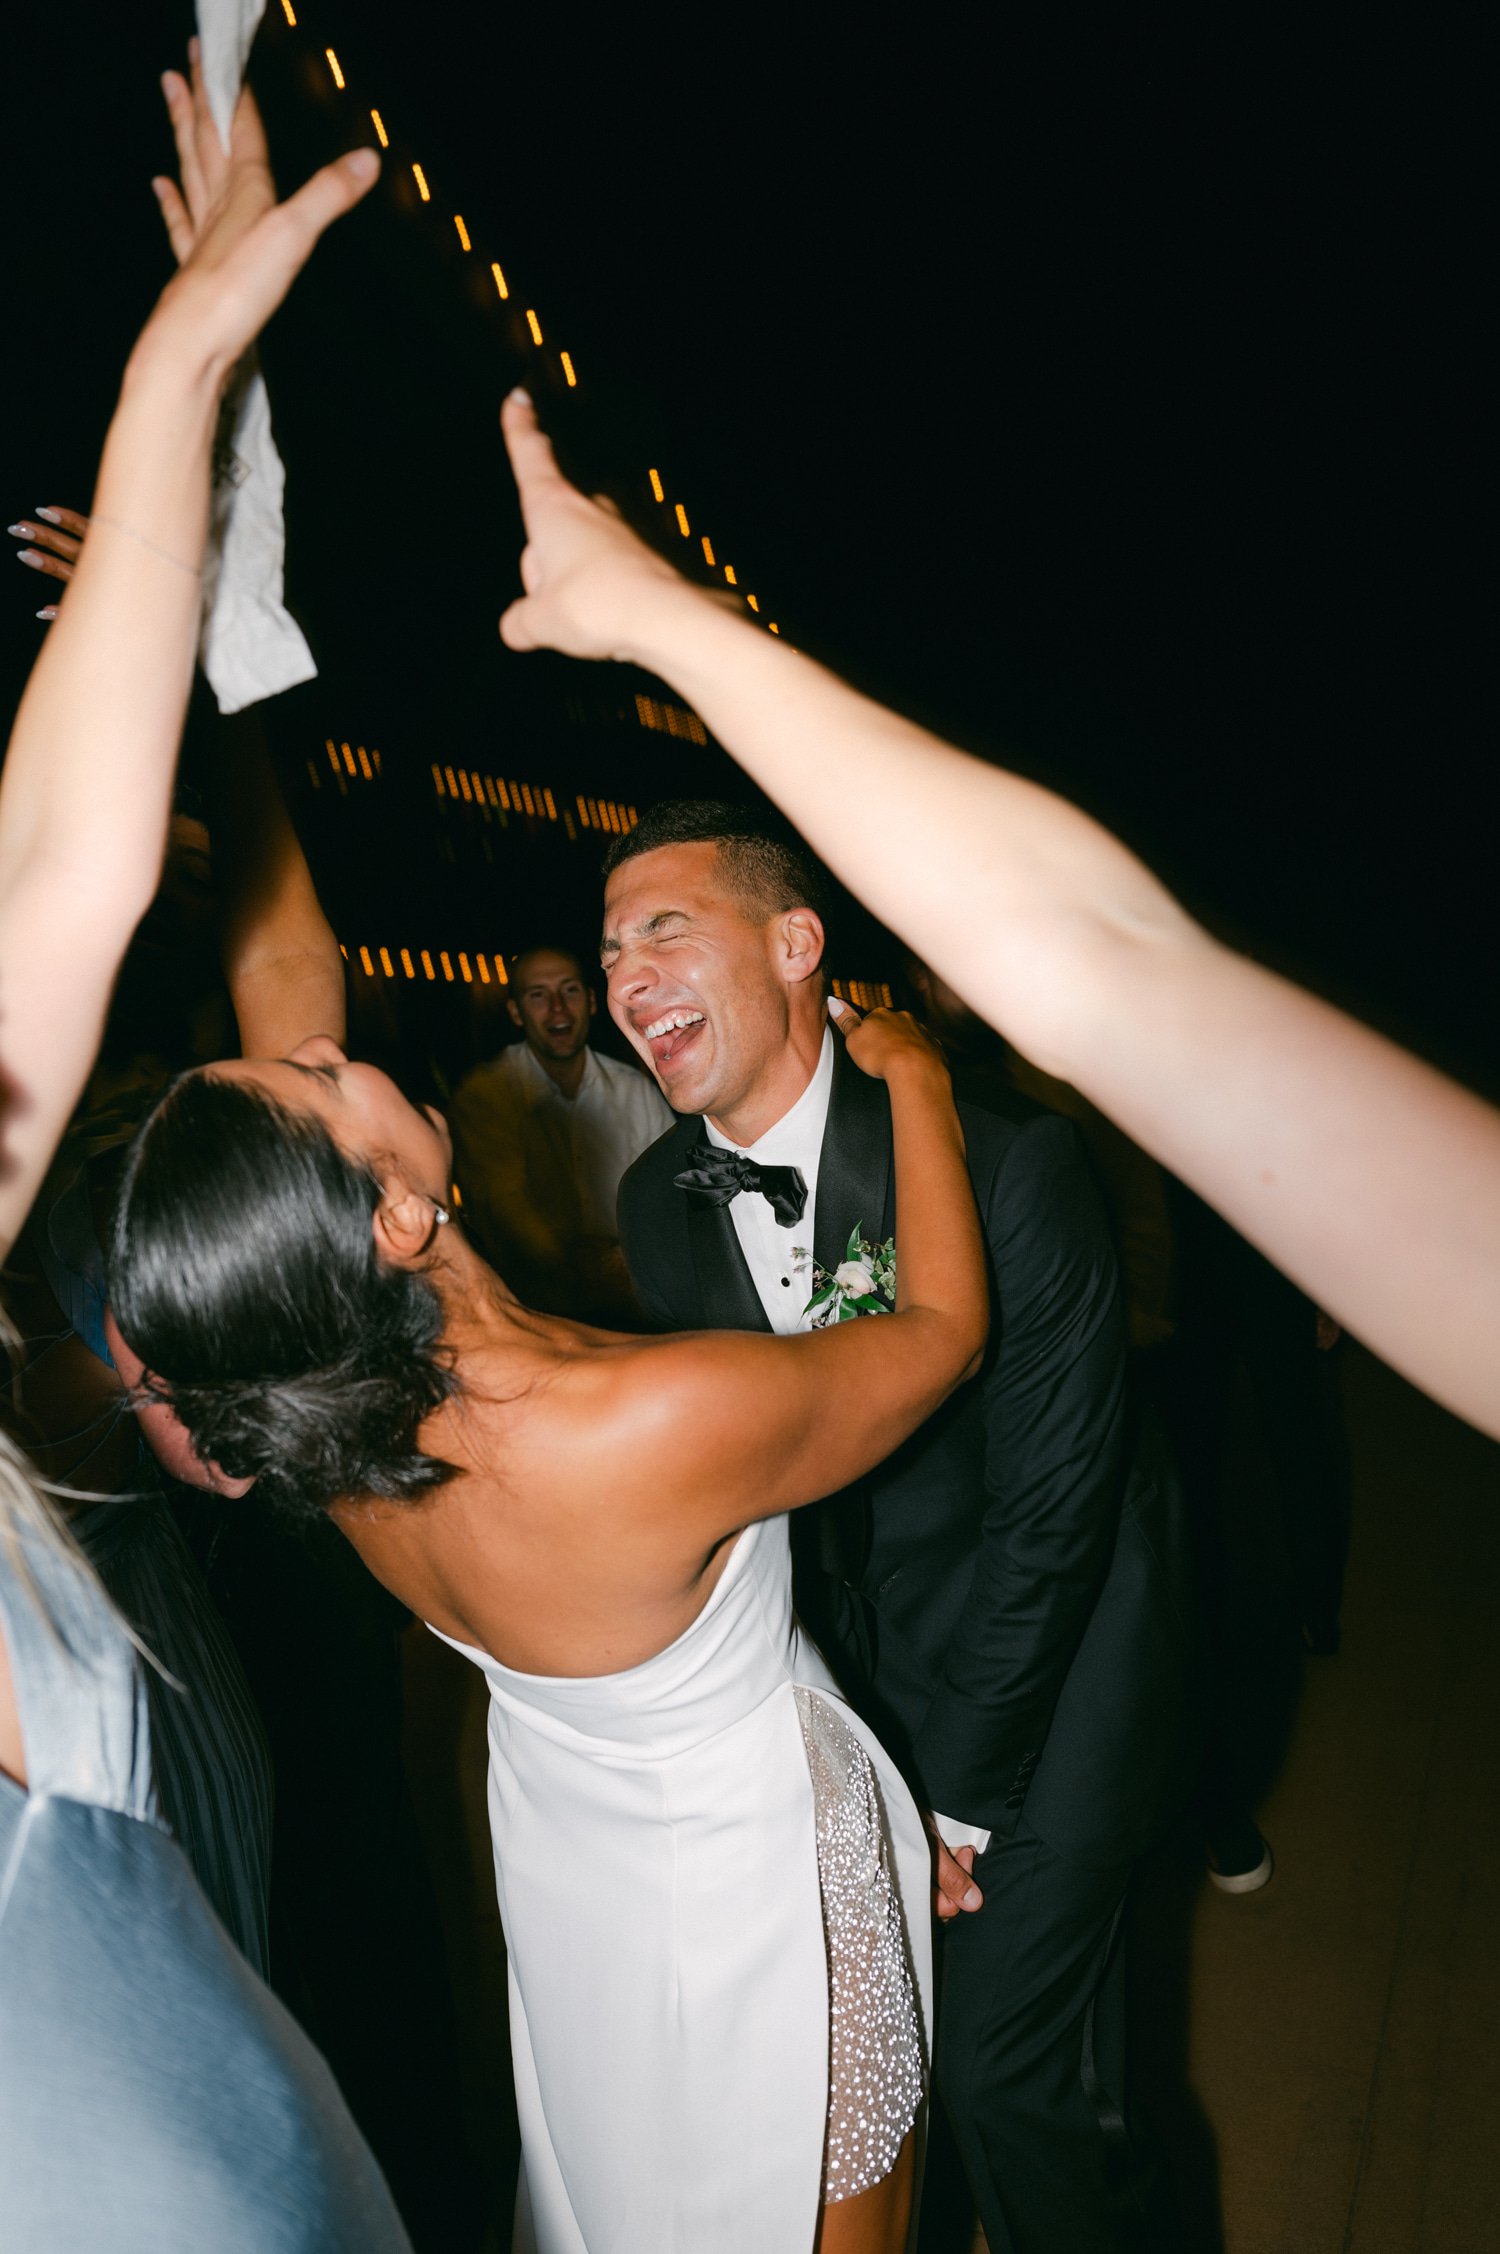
107, 1072, 457, 1520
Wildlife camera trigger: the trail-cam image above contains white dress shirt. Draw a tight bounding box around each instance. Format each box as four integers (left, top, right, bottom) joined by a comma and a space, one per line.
453, 1041, 673, 1246
704, 1030, 836, 1333
705, 1027, 989, 1858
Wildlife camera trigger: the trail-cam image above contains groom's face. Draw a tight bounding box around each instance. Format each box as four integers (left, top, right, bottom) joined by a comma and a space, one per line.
601, 842, 805, 1122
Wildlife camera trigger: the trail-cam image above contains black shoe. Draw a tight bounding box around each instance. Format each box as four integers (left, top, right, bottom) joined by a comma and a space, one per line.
1205, 1818, 1274, 1895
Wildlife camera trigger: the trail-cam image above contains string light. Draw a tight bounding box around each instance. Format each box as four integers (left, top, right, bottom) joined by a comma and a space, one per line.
458, 952, 474, 983
378, 946, 394, 976
421, 950, 436, 980
358, 946, 374, 975
701, 535, 716, 566
675, 503, 691, 538
400, 948, 415, 978
271, 4, 790, 638
439, 952, 455, 982
768, 622, 780, 634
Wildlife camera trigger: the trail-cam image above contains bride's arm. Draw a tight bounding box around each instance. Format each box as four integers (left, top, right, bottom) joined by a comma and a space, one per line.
497, 394, 1500, 1440
0, 59, 376, 1265
586, 1006, 988, 1553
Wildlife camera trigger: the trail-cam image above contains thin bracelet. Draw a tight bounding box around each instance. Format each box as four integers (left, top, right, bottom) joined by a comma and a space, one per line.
89, 512, 203, 582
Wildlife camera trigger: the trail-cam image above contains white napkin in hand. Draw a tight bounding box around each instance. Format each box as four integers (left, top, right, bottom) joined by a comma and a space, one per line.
195, 0, 317, 715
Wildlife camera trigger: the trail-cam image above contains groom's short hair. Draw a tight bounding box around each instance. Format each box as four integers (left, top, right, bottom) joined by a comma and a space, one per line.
602, 800, 829, 926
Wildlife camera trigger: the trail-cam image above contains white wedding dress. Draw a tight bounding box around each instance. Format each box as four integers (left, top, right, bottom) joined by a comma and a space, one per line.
431, 1513, 931, 2253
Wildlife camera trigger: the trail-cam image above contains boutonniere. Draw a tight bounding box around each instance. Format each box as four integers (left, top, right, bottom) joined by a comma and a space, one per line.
798, 1222, 897, 1327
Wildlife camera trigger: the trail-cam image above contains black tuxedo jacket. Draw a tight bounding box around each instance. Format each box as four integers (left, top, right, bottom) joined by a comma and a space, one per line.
618, 1044, 1195, 1865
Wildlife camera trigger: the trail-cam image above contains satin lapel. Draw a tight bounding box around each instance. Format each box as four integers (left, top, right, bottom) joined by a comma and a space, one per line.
682, 1131, 774, 1334
814, 1042, 894, 1274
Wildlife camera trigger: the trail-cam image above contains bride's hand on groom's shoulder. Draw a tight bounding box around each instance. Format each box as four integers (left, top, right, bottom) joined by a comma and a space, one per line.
828, 997, 949, 1088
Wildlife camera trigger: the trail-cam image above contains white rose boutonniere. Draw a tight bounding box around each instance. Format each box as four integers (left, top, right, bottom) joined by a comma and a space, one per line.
802, 1223, 897, 1327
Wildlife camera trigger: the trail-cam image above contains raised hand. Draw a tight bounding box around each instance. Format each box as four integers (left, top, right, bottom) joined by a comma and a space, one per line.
137, 39, 378, 382
497, 389, 691, 663
9, 506, 87, 620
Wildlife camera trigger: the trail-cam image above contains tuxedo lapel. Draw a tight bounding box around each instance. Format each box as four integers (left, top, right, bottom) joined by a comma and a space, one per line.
681, 1129, 774, 1334
814, 1043, 894, 1274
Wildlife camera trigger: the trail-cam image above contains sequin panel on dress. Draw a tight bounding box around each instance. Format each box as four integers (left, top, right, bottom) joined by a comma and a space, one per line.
794, 1686, 925, 2204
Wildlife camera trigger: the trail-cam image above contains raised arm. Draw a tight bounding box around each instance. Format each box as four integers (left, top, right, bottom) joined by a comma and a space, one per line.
0, 57, 376, 1262
208, 710, 346, 1058
595, 1003, 987, 1559
8, 514, 344, 1061
496, 394, 1500, 1440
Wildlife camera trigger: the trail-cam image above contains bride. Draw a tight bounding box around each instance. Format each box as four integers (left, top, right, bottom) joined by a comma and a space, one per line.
107, 999, 986, 2250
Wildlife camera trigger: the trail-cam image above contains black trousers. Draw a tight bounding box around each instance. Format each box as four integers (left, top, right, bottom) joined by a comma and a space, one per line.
933, 1817, 1179, 2254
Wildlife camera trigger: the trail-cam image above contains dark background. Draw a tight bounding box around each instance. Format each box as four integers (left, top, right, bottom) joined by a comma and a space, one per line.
4, 1, 1492, 1090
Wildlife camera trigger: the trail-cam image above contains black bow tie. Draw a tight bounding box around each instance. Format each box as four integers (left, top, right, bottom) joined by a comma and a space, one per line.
673, 1147, 808, 1229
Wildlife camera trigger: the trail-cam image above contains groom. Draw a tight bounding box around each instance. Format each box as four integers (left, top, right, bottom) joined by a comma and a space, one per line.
607, 802, 1194, 2254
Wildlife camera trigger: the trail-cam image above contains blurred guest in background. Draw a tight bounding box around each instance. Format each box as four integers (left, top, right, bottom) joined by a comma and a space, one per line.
450, 940, 671, 1322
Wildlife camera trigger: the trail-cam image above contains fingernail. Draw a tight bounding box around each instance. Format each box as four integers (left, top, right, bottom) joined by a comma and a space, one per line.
16, 549, 41, 568
963, 1884, 983, 1910
36, 607, 56, 621
345, 146, 380, 183
509, 386, 532, 407
7, 524, 30, 538
35, 507, 61, 525
827, 996, 848, 1017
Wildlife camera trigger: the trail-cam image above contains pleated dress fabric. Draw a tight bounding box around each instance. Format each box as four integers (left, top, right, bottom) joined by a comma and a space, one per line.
431, 1512, 932, 2254
0, 1506, 412, 2254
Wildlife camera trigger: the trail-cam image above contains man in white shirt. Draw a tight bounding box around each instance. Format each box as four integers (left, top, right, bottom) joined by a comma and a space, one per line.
608, 802, 1192, 2254
450, 942, 672, 1321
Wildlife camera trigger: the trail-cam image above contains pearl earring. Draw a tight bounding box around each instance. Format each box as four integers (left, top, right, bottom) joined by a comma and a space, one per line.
432, 1202, 451, 1226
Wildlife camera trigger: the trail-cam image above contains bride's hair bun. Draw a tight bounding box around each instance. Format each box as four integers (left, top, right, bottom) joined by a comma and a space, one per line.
109, 1072, 457, 1521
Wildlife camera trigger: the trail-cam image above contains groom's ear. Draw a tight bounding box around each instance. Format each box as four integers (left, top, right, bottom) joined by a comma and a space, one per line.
777, 907, 826, 987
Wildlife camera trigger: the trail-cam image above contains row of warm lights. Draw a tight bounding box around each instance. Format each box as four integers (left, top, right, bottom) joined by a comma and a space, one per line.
341, 943, 510, 986
643, 474, 778, 629
831, 979, 896, 1011
300, 17, 582, 391
429, 762, 638, 837
432, 765, 558, 821
301, 738, 645, 836
337, 949, 891, 1013
634, 693, 708, 745
277, 2, 776, 618
306, 739, 381, 791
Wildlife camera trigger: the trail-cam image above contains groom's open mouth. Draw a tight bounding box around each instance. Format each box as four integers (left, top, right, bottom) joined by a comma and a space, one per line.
640, 1009, 706, 1071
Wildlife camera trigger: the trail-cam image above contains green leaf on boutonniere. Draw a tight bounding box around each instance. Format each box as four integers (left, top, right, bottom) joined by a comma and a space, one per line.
845, 1222, 866, 1261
